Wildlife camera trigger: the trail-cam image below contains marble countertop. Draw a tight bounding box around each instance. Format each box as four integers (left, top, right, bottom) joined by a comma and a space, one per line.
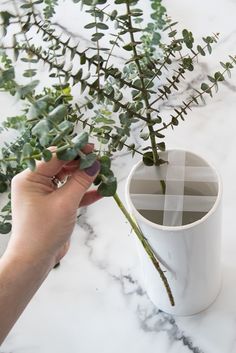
1, 0, 236, 352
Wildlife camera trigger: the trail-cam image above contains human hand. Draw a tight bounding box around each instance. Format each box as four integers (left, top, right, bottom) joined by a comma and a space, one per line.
5, 144, 101, 269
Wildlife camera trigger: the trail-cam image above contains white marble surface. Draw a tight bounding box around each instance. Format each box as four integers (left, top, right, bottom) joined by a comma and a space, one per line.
1, 0, 236, 352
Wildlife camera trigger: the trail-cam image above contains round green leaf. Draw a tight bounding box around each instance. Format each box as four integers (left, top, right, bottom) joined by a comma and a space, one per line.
143, 152, 154, 166
18, 80, 39, 98
84, 22, 96, 29
27, 159, 36, 171
80, 153, 97, 169
100, 155, 111, 168
0, 182, 8, 193
22, 143, 33, 158
214, 72, 224, 82
171, 117, 179, 126
57, 148, 78, 161
0, 222, 11, 234
32, 119, 50, 146
48, 104, 67, 124
98, 176, 117, 197
42, 149, 53, 162
93, 175, 102, 186
97, 23, 109, 30
72, 132, 89, 151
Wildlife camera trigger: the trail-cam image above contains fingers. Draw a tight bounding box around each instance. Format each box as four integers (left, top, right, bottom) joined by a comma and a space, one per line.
56, 160, 100, 206
34, 146, 68, 178
34, 144, 95, 179
54, 144, 95, 182
55, 161, 80, 182
79, 190, 102, 207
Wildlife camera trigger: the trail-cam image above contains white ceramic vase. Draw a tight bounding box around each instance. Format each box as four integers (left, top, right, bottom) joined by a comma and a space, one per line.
125, 150, 222, 316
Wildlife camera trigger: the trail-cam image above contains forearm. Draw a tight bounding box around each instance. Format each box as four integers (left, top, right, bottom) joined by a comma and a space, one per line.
0, 145, 100, 344
0, 250, 53, 344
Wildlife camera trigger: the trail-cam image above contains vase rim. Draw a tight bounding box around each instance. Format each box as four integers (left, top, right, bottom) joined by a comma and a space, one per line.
125, 149, 222, 231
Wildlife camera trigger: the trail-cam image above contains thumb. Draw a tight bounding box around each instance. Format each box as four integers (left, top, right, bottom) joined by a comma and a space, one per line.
56, 160, 100, 206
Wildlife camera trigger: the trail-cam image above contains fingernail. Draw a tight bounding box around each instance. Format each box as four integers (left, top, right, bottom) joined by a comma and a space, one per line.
85, 160, 100, 176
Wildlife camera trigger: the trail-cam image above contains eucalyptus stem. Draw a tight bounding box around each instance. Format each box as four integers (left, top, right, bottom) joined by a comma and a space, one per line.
105, 31, 122, 70
31, 16, 140, 91
17, 42, 148, 122
113, 193, 175, 306
94, 6, 125, 27
145, 49, 173, 90
74, 106, 145, 158
150, 38, 219, 107
125, 1, 159, 165
155, 61, 235, 134
0, 143, 71, 164
93, 6, 101, 90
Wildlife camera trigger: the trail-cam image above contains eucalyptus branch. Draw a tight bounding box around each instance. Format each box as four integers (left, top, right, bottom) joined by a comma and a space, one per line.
145, 49, 174, 90
105, 31, 122, 70
150, 34, 219, 107
12, 1, 31, 48
31, 17, 140, 91
156, 59, 236, 134
14, 42, 148, 123
170, 23, 183, 59
94, 6, 125, 27
49, 119, 74, 147
93, 6, 101, 89
1, 0, 235, 307
75, 97, 96, 113
125, 0, 159, 165
0, 143, 71, 164
51, 38, 63, 87
74, 106, 145, 158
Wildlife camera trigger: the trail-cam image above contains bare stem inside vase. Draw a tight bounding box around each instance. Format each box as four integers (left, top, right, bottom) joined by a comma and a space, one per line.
113, 193, 175, 306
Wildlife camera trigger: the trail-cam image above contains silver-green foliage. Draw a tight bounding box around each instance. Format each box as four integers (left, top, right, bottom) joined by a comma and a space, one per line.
0, 0, 235, 235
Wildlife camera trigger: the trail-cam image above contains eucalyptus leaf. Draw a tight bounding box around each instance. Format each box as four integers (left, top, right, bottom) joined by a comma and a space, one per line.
18, 80, 39, 99
32, 120, 50, 147
72, 132, 89, 151
157, 142, 166, 151
143, 152, 154, 166
84, 22, 96, 29
99, 155, 112, 175
0, 182, 8, 193
1, 68, 15, 82
48, 104, 68, 124
22, 143, 33, 159
1, 202, 11, 213
42, 149, 53, 162
0, 222, 12, 234
27, 159, 36, 171
98, 176, 117, 197
57, 148, 78, 161
0, 11, 15, 35
23, 69, 37, 78
80, 153, 97, 169
0, 0, 235, 250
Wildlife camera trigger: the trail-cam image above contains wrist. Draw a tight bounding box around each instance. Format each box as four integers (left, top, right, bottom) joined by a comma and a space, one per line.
4, 228, 60, 272
0, 242, 55, 343
2, 246, 55, 275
